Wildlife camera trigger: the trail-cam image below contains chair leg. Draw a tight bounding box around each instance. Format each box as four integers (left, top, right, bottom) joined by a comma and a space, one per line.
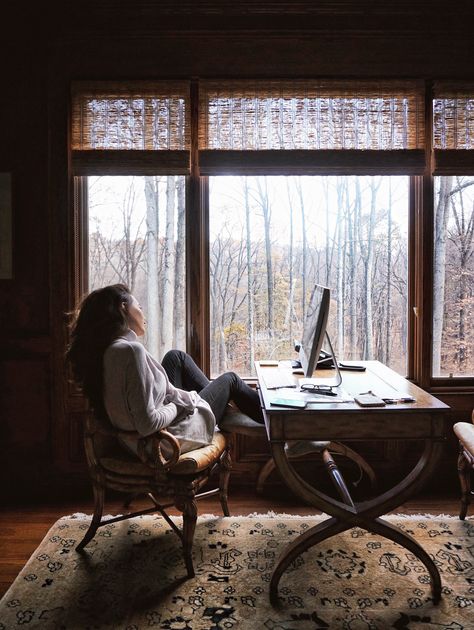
328, 442, 377, 492
175, 484, 198, 578
219, 445, 232, 517
123, 493, 139, 508
256, 440, 376, 495
76, 482, 104, 552
322, 449, 355, 508
256, 457, 278, 494
457, 446, 471, 520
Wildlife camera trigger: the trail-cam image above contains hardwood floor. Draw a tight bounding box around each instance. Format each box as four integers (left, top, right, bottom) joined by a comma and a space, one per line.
0, 486, 463, 599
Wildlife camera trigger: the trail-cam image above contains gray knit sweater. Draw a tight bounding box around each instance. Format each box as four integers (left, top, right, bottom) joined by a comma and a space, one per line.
103, 330, 216, 454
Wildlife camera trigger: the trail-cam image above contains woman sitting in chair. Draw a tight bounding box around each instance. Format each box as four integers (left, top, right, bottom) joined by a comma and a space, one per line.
66, 284, 264, 455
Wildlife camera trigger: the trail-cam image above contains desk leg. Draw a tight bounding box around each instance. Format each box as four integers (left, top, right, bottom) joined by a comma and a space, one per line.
360, 517, 442, 604
270, 516, 345, 605
269, 439, 444, 606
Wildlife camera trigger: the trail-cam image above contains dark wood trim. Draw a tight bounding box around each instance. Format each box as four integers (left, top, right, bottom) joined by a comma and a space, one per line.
46, 2, 474, 41
72, 178, 88, 304
186, 79, 211, 373
48, 69, 76, 473
407, 176, 416, 381
433, 150, 474, 175
418, 80, 435, 390
72, 150, 190, 175
200, 149, 426, 175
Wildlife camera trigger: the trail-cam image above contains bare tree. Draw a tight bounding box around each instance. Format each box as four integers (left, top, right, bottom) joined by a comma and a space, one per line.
145, 176, 161, 357
384, 179, 393, 365
355, 177, 382, 359
335, 178, 346, 358
159, 177, 176, 355
89, 177, 147, 293
244, 178, 256, 372
210, 223, 248, 373
174, 177, 186, 349
294, 178, 308, 317
255, 177, 274, 340
446, 177, 474, 370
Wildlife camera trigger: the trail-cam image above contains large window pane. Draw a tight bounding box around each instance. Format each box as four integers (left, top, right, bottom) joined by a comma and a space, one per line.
433, 176, 474, 377
209, 176, 409, 377
87, 175, 186, 357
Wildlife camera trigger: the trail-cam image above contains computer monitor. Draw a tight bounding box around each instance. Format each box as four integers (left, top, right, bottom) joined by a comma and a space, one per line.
299, 284, 331, 377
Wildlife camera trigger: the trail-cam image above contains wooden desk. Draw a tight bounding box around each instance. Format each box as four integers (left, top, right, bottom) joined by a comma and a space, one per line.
255, 360, 449, 606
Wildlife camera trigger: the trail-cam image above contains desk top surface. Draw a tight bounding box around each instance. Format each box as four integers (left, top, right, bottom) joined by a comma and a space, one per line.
256, 360, 449, 415
256, 361, 449, 441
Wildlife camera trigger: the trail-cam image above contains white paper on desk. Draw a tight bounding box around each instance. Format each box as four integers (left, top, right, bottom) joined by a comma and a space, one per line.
305, 396, 354, 404
270, 388, 354, 404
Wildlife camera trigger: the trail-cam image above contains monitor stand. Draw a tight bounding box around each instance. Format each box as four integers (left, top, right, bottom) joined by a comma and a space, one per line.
316, 345, 366, 372
299, 332, 343, 390
291, 339, 366, 373
290, 351, 338, 370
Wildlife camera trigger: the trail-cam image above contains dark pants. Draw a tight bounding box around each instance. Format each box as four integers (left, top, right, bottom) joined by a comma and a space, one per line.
161, 350, 264, 425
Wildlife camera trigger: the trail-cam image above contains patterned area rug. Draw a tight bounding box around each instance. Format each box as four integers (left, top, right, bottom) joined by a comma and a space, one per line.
0, 513, 472, 629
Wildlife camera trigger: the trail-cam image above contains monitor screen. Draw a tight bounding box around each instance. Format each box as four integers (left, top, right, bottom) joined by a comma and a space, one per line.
299, 284, 330, 377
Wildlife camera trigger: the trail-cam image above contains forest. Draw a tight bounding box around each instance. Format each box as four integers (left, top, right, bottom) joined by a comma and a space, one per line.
87, 174, 474, 378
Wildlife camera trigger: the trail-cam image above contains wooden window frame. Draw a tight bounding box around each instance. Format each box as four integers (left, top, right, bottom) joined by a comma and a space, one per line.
69, 79, 474, 391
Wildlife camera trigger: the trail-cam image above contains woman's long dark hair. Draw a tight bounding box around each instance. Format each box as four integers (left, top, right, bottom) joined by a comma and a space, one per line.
66, 284, 132, 414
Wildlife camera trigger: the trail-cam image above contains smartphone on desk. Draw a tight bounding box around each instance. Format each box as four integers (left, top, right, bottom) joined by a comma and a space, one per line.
354, 393, 386, 407
270, 398, 307, 409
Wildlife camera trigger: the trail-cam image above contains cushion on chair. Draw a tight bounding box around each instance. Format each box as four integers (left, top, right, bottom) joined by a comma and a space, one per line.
219, 410, 266, 437
172, 431, 227, 475
285, 440, 331, 457
454, 422, 474, 455
100, 431, 227, 478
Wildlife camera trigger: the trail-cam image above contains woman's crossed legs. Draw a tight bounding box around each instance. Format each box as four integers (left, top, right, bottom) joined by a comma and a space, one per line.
161, 350, 264, 425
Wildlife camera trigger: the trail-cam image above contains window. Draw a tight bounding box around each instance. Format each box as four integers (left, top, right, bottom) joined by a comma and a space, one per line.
200, 80, 421, 377
209, 175, 409, 377
432, 83, 474, 378
70, 79, 474, 388
71, 81, 190, 356
87, 175, 186, 357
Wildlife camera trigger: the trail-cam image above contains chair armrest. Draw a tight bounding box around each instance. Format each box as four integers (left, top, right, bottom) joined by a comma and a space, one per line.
86, 413, 181, 472
137, 430, 181, 471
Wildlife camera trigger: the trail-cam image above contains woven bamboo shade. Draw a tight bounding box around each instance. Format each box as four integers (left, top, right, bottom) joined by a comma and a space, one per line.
433, 82, 474, 150
71, 81, 190, 151
199, 80, 425, 151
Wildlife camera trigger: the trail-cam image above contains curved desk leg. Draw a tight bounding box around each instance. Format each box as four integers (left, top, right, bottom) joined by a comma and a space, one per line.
269, 439, 444, 606
361, 517, 442, 603
270, 516, 345, 605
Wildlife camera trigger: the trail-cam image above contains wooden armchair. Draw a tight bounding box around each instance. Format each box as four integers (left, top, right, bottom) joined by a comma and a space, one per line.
76, 411, 231, 578
454, 411, 474, 520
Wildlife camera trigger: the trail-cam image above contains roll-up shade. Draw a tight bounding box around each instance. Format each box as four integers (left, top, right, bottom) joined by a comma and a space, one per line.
199, 80, 425, 151
433, 82, 474, 150
71, 81, 190, 151
432, 82, 474, 174
199, 149, 426, 175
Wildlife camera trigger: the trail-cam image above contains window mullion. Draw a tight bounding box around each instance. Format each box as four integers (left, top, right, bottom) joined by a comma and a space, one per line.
187, 79, 211, 374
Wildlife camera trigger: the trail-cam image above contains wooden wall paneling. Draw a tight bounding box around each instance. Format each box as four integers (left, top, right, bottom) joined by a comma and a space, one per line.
0, 355, 52, 499
47, 64, 83, 474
